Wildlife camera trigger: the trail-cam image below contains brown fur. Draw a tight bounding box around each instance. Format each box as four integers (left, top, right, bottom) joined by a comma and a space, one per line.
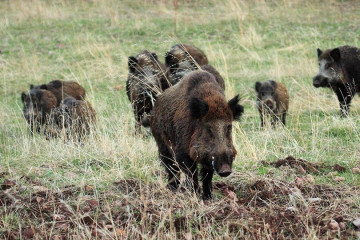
150, 70, 243, 200
52, 97, 96, 141
165, 44, 209, 84
255, 80, 289, 127
31, 80, 86, 104
200, 64, 225, 90
126, 50, 170, 134
21, 89, 58, 134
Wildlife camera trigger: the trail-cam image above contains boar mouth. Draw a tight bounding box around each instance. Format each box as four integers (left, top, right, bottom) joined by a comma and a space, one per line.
211, 157, 232, 177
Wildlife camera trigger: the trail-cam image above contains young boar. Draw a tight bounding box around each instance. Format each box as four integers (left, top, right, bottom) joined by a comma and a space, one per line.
31, 80, 86, 104
126, 50, 170, 134
53, 97, 96, 141
150, 70, 244, 200
21, 89, 58, 133
313, 46, 360, 116
165, 44, 209, 84
255, 80, 289, 127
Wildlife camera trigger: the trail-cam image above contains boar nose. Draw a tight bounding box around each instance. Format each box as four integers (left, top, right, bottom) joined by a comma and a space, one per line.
218, 164, 232, 177
313, 75, 321, 87
265, 99, 274, 109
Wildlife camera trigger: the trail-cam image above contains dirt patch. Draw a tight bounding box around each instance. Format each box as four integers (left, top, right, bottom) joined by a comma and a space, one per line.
1, 173, 359, 239
265, 155, 348, 175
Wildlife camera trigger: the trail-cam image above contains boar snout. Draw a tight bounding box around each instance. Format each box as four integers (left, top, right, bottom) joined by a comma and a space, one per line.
211, 153, 234, 177
265, 99, 274, 109
217, 163, 232, 177
313, 75, 328, 88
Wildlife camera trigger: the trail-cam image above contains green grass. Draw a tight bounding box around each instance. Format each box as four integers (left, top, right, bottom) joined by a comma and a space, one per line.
1, 0, 360, 239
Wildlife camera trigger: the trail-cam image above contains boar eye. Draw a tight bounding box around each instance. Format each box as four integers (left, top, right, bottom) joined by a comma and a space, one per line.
226, 125, 232, 136
206, 126, 214, 138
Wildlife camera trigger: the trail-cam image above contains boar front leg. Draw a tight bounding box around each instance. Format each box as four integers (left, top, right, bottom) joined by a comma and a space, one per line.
176, 151, 199, 194
159, 145, 180, 190
201, 167, 214, 200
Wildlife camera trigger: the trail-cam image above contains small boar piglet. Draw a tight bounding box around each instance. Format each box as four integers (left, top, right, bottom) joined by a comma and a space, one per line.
255, 80, 289, 128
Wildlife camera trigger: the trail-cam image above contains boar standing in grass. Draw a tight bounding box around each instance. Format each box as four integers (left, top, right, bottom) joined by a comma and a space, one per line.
165, 43, 209, 84
31, 80, 86, 104
150, 70, 244, 200
126, 50, 170, 134
255, 80, 289, 128
21, 89, 58, 133
313, 46, 360, 116
52, 97, 96, 141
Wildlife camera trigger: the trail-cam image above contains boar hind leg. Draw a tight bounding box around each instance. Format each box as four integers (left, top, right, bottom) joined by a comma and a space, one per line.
159, 146, 180, 190
201, 168, 214, 200
176, 151, 199, 194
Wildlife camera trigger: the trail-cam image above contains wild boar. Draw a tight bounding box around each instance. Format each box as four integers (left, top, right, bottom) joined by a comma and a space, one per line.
52, 97, 96, 141
255, 80, 289, 127
313, 45, 360, 116
31, 80, 86, 104
150, 70, 244, 200
165, 43, 209, 84
126, 50, 170, 134
21, 89, 58, 133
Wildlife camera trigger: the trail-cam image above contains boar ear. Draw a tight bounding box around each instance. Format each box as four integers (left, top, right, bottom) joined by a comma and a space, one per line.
151, 52, 158, 61
51, 80, 62, 89
30, 84, 34, 89
269, 80, 277, 88
330, 48, 341, 62
255, 81, 261, 92
228, 95, 244, 121
317, 48, 322, 58
128, 56, 137, 73
39, 84, 48, 90
189, 97, 209, 119
165, 52, 176, 67
21, 92, 26, 102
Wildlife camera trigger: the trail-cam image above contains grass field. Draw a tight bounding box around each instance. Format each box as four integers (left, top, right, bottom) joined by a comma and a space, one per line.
1, 0, 360, 239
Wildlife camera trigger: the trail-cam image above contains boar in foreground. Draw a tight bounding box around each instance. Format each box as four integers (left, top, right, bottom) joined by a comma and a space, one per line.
126, 50, 170, 134
150, 70, 244, 200
31, 80, 86, 104
255, 80, 289, 128
165, 43, 209, 84
52, 97, 96, 141
21, 89, 58, 133
313, 45, 360, 116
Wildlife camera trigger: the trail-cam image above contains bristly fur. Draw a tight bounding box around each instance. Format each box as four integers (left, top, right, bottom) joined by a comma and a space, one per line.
150, 70, 243, 200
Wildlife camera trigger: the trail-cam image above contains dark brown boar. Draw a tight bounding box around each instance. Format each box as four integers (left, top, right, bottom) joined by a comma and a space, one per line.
255, 80, 289, 128
126, 50, 170, 134
31, 80, 86, 104
21, 89, 58, 133
165, 44, 209, 84
150, 70, 244, 200
313, 45, 360, 116
53, 97, 96, 141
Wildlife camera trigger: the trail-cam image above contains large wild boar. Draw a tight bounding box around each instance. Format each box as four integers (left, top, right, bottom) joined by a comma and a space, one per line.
165, 43, 209, 84
126, 50, 170, 134
255, 80, 289, 127
31, 80, 86, 104
21, 89, 58, 133
313, 45, 360, 116
52, 97, 96, 141
150, 70, 244, 200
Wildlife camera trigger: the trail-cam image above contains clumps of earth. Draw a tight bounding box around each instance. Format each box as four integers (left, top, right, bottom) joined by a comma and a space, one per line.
1, 156, 359, 239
